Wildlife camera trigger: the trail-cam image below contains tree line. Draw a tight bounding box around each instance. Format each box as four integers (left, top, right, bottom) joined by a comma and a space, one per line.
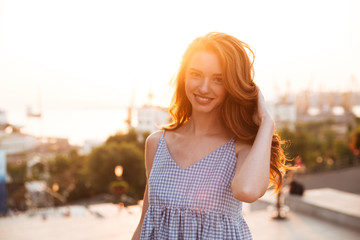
6, 119, 360, 211
6, 129, 149, 210
278, 118, 359, 172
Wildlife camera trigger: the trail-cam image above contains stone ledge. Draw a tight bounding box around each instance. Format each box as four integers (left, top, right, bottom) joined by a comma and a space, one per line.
284, 188, 360, 231
252, 188, 360, 231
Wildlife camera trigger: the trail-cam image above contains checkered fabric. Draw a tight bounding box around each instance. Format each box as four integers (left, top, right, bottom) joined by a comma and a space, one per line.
140, 131, 252, 239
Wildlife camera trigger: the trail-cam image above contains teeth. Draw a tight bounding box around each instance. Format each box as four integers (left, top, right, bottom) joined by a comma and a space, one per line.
196, 95, 211, 101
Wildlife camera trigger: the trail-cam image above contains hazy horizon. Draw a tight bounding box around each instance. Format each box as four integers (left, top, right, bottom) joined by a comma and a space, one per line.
1, 0, 360, 112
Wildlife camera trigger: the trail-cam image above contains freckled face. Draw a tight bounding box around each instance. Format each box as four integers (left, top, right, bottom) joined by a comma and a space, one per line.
185, 51, 227, 115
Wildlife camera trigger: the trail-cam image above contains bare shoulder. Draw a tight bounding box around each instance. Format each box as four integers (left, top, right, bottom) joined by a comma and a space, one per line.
234, 139, 252, 160
146, 130, 163, 148
144, 130, 163, 177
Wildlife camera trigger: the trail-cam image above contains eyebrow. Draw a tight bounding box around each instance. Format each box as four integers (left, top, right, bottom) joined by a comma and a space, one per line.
188, 67, 201, 73
188, 67, 222, 76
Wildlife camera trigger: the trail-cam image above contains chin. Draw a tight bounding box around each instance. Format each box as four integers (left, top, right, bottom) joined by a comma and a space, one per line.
192, 105, 221, 114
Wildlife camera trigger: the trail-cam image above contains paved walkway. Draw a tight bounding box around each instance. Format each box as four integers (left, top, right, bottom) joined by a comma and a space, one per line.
0, 202, 359, 240
245, 209, 359, 240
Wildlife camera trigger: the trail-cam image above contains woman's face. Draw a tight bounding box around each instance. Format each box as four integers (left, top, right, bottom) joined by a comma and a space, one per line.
184, 51, 227, 115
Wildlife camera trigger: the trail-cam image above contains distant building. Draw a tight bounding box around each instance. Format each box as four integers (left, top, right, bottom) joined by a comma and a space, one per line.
0, 110, 6, 127
0, 110, 73, 164
0, 111, 37, 156
271, 101, 297, 130
0, 110, 23, 133
296, 90, 360, 117
136, 106, 170, 133
271, 89, 359, 136
0, 133, 37, 155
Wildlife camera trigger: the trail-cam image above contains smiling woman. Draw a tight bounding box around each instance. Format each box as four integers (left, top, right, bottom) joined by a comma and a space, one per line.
131, 32, 290, 240
184, 51, 227, 114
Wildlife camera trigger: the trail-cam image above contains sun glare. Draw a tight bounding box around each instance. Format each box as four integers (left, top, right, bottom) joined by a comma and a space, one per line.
1, 0, 359, 143
1, 0, 359, 108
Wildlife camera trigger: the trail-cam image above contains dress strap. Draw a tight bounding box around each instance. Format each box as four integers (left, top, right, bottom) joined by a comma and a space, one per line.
161, 129, 166, 138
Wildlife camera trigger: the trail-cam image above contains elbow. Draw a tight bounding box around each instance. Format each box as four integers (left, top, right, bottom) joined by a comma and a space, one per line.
232, 184, 267, 203
232, 189, 261, 203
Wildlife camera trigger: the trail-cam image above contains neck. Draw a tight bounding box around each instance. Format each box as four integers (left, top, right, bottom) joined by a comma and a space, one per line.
184, 110, 226, 137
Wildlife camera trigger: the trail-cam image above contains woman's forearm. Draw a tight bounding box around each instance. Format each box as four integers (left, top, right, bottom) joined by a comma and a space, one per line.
231, 117, 274, 202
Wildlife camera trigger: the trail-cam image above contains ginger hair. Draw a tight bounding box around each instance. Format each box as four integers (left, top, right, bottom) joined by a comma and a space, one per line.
164, 32, 289, 192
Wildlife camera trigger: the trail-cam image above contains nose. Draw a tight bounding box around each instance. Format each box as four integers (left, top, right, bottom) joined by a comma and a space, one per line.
198, 78, 210, 93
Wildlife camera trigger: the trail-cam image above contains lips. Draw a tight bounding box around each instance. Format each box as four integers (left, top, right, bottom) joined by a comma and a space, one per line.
194, 94, 213, 104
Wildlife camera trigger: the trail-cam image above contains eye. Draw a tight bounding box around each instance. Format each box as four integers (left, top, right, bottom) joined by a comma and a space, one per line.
213, 77, 223, 83
189, 71, 202, 79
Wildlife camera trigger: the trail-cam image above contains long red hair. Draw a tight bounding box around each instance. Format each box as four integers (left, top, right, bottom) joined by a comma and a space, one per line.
164, 32, 289, 192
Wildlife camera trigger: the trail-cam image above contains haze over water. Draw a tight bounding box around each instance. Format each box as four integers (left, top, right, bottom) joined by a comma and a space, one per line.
1, 0, 360, 144
6, 108, 129, 145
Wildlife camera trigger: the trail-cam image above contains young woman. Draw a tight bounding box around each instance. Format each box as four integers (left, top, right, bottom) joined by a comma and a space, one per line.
132, 32, 288, 239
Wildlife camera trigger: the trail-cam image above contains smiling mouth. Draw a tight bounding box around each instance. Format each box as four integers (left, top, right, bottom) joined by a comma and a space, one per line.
194, 94, 213, 103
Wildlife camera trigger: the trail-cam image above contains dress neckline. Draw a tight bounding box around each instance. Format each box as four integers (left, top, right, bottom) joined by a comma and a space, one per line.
161, 132, 235, 171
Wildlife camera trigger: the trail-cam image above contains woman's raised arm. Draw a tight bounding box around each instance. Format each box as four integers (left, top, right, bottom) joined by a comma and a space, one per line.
231, 90, 274, 203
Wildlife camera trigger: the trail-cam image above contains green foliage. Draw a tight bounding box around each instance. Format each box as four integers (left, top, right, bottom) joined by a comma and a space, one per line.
106, 128, 138, 145
84, 140, 146, 199
278, 119, 354, 172
50, 155, 70, 173
6, 183, 27, 211
48, 149, 89, 202
109, 180, 129, 195
106, 128, 150, 151
350, 126, 360, 153
6, 162, 27, 210
7, 129, 147, 208
30, 162, 46, 180
334, 139, 352, 166
7, 162, 27, 184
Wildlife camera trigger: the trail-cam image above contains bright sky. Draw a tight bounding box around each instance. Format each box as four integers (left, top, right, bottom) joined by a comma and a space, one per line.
1, 0, 360, 112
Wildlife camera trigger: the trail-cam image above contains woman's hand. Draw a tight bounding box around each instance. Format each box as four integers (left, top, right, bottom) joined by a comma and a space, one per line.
253, 88, 274, 127
232, 87, 274, 202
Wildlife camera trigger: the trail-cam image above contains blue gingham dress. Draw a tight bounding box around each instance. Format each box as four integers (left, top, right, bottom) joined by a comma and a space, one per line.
140, 131, 252, 239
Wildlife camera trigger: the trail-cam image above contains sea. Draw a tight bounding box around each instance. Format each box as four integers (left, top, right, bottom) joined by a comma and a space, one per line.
5, 108, 130, 146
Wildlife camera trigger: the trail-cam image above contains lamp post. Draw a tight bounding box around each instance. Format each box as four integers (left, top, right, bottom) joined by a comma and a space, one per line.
111, 165, 126, 205
52, 183, 59, 192
272, 172, 291, 220
114, 165, 123, 180
272, 190, 286, 220
112, 165, 131, 212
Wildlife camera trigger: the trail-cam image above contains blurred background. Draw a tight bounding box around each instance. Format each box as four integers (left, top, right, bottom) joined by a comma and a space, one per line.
0, 0, 360, 239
